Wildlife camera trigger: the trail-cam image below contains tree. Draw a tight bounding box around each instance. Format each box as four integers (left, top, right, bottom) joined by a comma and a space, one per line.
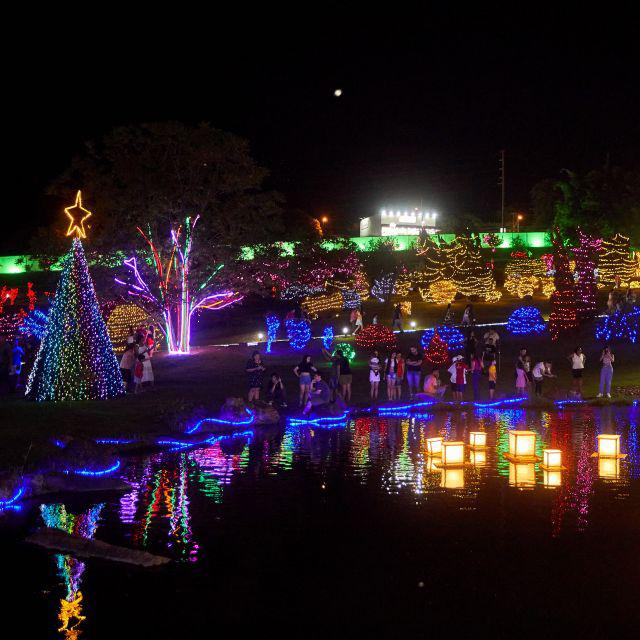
26, 237, 124, 401
548, 229, 578, 340
41, 122, 283, 353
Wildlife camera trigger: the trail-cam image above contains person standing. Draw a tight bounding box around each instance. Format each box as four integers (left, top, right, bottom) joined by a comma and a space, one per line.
465, 331, 478, 365
471, 354, 483, 401
568, 347, 586, 397
354, 309, 364, 334
293, 354, 317, 408
448, 355, 468, 401
9, 339, 24, 393
384, 350, 399, 400
246, 350, 266, 403
405, 346, 423, 397
392, 304, 403, 332
461, 304, 473, 327
515, 361, 528, 396
395, 351, 405, 399
336, 349, 353, 403
119, 341, 137, 392
598, 346, 615, 398
444, 303, 454, 324
369, 350, 381, 401
487, 360, 497, 399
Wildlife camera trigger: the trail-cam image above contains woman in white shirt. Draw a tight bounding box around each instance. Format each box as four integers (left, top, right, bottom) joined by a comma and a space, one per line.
567, 347, 585, 397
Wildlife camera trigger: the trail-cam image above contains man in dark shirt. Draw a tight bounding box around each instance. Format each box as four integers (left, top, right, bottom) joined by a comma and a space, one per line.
303, 373, 331, 415
405, 346, 423, 397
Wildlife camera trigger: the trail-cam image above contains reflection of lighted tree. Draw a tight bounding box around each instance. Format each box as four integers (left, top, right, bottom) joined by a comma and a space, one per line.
40, 503, 103, 639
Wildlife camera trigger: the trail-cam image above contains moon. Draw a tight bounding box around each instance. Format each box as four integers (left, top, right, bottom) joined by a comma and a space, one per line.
334, 89, 342, 97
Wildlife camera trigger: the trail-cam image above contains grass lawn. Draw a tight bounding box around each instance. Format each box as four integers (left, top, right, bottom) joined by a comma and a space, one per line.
1, 293, 638, 472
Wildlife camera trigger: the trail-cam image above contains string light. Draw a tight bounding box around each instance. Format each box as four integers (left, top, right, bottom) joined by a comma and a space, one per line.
300, 291, 343, 318
423, 330, 449, 365
355, 324, 397, 350
332, 342, 355, 361
548, 229, 578, 340
265, 314, 280, 353
573, 230, 601, 320
599, 233, 634, 286
322, 326, 334, 350
371, 274, 396, 302
18, 309, 48, 340
64, 190, 92, 239
286, 318, 311, 350
506, 306, 546, 335
340, 289, 361, 309
27, 238, 125, 401
419, 279, 457, 304
106, 303, 159, 352
595, 307, 639, 344
421, 325, 465, 351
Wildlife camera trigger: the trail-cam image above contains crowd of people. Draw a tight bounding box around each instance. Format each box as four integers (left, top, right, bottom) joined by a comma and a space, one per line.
244, 323, 620, 414
119, 325, 156, 393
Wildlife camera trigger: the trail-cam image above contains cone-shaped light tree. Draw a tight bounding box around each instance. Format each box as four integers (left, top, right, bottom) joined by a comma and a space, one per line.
26, 192, 125, 401
424, 330, 450, 366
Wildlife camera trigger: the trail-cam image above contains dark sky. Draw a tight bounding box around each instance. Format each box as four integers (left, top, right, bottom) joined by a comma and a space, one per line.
5, 12, 639, 252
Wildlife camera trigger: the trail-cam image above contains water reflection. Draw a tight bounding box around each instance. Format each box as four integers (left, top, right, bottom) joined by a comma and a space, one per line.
40, 503, 104, 638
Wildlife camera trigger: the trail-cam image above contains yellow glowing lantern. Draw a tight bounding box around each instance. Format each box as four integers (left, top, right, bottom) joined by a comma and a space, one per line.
469, 431, 487, 449
597, 434, 621, 458
440, 467, 465, 489
541, 449, 565, 471
598, 457, 621, 480
542, 470, 563, 488
469, 449, 487, 467
425, 457, 440, 473
508, 462, 536, 488
426, 437, 443, 457
441, 441, 465, 467
505, 430, 539, 462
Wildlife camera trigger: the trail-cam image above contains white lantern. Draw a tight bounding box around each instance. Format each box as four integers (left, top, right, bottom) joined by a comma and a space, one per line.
508, 462, 536, 488
469, 449, 487, 467
441, 441, 465, 466
598, 457, 621, 480
469, 432, 487, 449
597, 434, 620, 458
541, 449, 565, 471
426, 437, 443, 457
507, 430, 537, 460
440, 467, 465, 489
542, 470, 563, 488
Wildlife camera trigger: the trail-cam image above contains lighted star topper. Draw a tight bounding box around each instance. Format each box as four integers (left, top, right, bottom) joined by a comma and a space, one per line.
64, 190, 92, 239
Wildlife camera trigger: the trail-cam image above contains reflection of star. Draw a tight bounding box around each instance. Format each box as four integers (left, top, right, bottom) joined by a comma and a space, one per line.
64, 191, 92, 239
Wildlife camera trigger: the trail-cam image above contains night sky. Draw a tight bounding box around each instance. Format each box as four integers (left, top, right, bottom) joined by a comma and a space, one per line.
5, 14, 638, 252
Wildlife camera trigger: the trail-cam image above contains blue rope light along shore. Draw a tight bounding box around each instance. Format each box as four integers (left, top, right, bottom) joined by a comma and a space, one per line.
63, 460, 121, 476
506, 306, 546, 335
26, 238, 125, 401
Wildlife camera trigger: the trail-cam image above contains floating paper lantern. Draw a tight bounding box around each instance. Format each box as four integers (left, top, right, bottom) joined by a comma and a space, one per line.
426, 437, 443, 457
441, 441, 465, 466
440, 467, 465, 489
508, 462, 536, 488
598, 457, 621, 480
507, 430, 537, 459
469, 432, 487, 449
541, 449, 563, 470
597, 434, 621, 458
469, 449, 487, 467
542, 470, 563, 488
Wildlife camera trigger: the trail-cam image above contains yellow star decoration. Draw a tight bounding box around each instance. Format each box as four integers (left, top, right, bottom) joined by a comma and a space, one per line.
64, 191, 92, 239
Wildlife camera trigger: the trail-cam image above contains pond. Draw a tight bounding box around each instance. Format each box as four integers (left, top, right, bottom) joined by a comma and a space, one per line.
2, 405, 639, 637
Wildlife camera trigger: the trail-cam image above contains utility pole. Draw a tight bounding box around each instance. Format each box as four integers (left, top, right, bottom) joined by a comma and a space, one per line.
498, 150, 506, 231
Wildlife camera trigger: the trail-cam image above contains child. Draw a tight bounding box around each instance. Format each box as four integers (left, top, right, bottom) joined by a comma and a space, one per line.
134, 354, 145, 394
515, 362, 528, 396
487, 360, 497, 399
369, 350, 381, 401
